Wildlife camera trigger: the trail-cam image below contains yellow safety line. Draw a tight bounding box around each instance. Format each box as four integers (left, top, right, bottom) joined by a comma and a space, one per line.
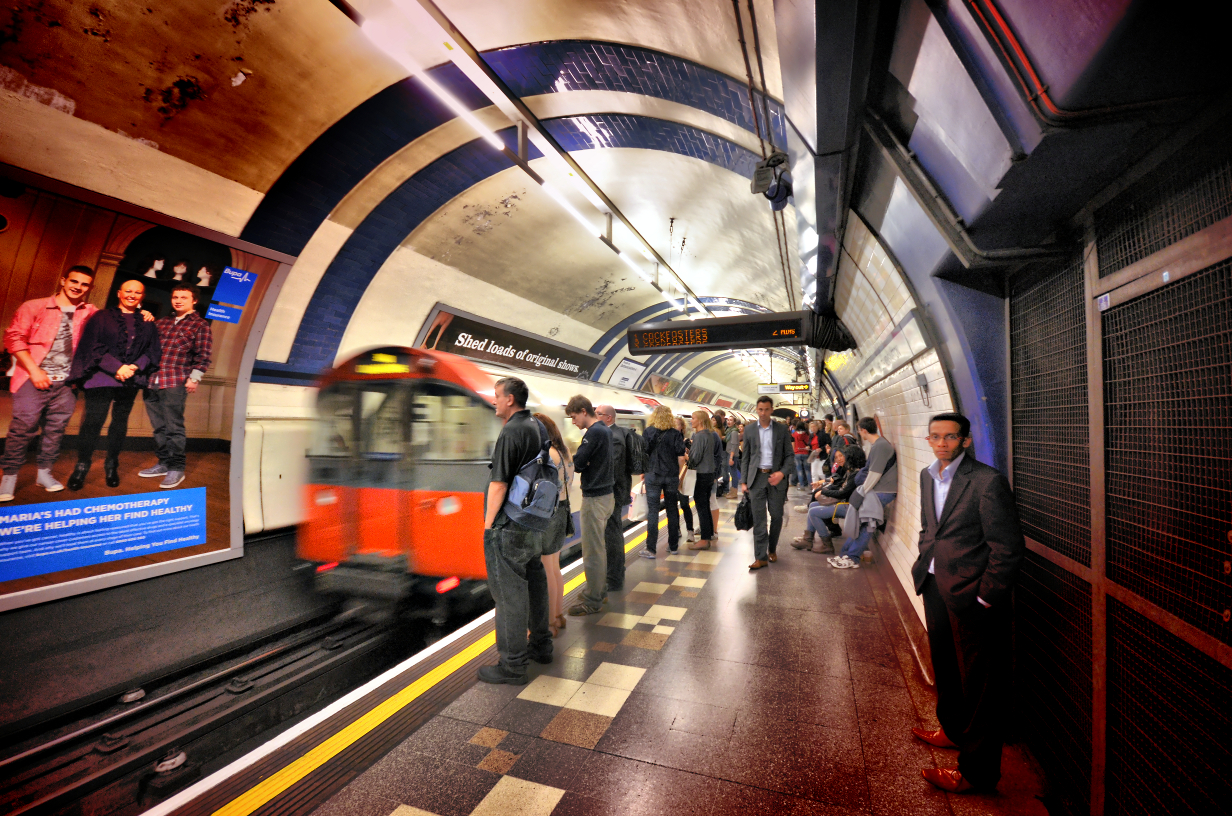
217, 498, 699, 815
212, 633, 495, 816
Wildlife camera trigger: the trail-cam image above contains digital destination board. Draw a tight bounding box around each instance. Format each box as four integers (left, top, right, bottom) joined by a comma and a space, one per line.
627, 311, 810, 356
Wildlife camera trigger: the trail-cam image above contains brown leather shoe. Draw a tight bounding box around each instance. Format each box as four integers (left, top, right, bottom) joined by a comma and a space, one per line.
748, 559, 768, 570
921, 768, 973, 793
689, 539, 711, 550
912, 726, 957, 748
767, 553, 777, 562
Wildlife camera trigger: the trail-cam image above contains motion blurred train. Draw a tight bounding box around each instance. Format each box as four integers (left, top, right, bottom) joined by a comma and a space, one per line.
289, 346, 745, 612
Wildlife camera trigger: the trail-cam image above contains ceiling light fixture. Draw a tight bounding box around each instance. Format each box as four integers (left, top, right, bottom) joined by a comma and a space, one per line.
540, 182, 600, 237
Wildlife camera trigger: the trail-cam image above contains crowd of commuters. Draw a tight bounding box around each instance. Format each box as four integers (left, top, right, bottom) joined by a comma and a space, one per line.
2, 265, 212, 501
479, 382, 1024, 795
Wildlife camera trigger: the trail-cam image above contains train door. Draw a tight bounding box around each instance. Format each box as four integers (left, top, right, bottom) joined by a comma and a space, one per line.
405, 382, 499, 580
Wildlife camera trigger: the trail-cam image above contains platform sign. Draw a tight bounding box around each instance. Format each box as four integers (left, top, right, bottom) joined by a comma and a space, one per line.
627, 311, 809, 356
758, 382, 810, 395
608, 357, 646, 389
0, 489, 207, 583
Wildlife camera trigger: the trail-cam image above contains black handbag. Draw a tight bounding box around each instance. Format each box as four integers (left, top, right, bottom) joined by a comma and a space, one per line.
734, 493, 754, 531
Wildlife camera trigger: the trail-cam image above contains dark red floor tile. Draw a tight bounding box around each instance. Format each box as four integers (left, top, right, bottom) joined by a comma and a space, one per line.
437, 680, 523, 725
487, 697, 566, 737
507, 736, 593, 790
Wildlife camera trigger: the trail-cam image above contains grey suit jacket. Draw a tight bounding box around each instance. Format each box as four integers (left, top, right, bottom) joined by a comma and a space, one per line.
911, 455, 1025, 612
739, 421, 793, 486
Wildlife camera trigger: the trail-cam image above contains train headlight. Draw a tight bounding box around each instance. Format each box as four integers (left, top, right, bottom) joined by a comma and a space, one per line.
437, 496, 460, 515
315, 490, 338, 506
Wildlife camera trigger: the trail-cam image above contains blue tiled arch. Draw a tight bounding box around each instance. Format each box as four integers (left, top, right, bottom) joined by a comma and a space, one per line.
241, 40, 787, 258
252, 117, 764, 383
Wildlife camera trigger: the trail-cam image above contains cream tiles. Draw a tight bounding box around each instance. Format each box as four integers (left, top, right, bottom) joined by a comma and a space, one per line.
631, 582, 670, 594
597, 612, 644, 629
639, 614, 665, 625
469, 775, 565, 816
564, 682, 633, 717
586, 661, 646, 691
665, 554, 694, 562
646, 604, 688, 621
692, 551, 724, 564
519, 675, 584, 707
390, 806, 441, 816
653, 625, 676, 635
672, 576, 707, 588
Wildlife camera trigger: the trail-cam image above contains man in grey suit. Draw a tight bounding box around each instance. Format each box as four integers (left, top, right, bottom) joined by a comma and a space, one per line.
740, 395, 794, 570
910, 412, 1025, 794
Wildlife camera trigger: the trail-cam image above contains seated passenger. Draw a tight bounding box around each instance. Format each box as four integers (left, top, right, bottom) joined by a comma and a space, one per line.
829, 418, 900, 569
790, 445, 865, 554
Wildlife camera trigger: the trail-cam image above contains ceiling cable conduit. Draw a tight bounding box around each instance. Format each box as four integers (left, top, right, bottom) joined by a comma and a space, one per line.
407, 0, 715, 318
963, 0, 1203, 126
863, 108, 1071, 267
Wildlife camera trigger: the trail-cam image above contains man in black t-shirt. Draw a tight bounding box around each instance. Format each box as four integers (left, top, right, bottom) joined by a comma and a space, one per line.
566, 395, 613, 616
477, 376, 552, 685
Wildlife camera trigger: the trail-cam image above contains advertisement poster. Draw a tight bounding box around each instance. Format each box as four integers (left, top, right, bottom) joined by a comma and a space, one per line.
0, 175, 280, 600
640, 373, 682, 398
607, 358, 646, 390
417, 304, 601, 380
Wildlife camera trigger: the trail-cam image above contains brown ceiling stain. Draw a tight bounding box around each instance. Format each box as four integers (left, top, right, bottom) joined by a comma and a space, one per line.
0, 0, 403, 191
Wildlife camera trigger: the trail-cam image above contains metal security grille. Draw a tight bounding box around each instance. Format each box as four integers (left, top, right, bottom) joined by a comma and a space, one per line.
1095, 123, 1232, 278
1010, 255, 1091, 565
1102, 258, 1232, 643
1017, 553, 1092, 816
1106, 597, 1232, 815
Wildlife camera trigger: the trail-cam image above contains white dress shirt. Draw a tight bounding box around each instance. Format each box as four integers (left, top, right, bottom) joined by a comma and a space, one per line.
926, 451, 988, 606
758, 422, 773, 468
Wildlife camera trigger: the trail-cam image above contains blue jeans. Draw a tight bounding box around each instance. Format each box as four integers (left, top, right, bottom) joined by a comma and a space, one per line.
793, 453, 810, 487
806, 502, 846, 533
841, 493, 897, 559
483, 517, 551, 671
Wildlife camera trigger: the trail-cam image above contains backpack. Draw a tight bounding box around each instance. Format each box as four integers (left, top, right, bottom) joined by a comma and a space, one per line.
502, 419, 561, 531
626, 428, 649, 475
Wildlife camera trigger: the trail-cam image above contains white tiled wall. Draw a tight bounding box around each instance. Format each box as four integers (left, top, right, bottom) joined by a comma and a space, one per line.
830, 212, 956, 623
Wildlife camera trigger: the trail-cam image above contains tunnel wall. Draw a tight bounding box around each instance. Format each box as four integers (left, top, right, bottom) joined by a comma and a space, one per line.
1009, 116, 1232, 816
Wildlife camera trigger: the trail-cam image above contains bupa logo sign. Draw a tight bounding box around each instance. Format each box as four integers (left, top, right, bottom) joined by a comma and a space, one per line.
206, 266, 259, 325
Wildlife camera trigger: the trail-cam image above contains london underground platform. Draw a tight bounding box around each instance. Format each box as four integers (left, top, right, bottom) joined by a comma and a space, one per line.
151, 500, 1044, 816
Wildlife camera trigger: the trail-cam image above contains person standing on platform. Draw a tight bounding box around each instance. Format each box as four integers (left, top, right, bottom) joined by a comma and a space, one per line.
740, 396, 793, 569
565, 395, 613, 617
533, 412, 573, 638
640, 405, 685, 558
1, 266, 99, 501
478, 376, 552, 684
68, 279, 161, 491
725, 415, 741, 494
911, 412, 1025, 793
791, 420, 812, 489
672, 416, 696, 542
139, 284, 212, 489
596, 404, 631, 592
686, 411, 718, 550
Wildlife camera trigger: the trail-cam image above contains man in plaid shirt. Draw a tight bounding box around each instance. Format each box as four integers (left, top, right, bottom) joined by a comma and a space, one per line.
140, 284, 212, 488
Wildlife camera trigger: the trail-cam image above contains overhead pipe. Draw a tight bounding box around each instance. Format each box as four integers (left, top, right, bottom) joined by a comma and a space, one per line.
963, 0, 1201, 126
863, 109, 1071, 267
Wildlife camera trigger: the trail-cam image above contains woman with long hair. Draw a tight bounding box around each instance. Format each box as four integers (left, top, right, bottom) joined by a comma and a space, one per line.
686, 411, 721, 550
640, 405, 685, 557
533, 412, 573, 636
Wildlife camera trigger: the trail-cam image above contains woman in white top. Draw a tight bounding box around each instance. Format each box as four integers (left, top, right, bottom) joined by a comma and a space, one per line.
534, 413, 574, 637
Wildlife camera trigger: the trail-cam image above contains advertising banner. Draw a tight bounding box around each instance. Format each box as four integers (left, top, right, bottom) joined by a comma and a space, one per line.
0, 170, 287, 608
608, 358, 646, 390
416, 304, 601, 380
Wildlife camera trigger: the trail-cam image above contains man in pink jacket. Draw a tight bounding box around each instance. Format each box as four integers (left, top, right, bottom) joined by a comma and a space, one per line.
1, 266, 99, 500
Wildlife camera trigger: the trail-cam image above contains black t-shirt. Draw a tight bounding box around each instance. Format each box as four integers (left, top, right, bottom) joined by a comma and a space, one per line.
490, 409, 542, 487
572, 420, 614, 497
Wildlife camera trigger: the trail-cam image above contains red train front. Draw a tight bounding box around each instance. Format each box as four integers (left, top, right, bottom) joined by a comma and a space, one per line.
296, 347, 500, 611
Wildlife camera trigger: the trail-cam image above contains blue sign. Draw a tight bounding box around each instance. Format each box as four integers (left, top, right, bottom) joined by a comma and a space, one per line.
212, 266, 258, 308
0, 488, 208, 582
206, 303, 243, 324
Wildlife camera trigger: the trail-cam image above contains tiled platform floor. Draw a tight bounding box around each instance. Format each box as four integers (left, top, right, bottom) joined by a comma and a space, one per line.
314, 495, 1047, 816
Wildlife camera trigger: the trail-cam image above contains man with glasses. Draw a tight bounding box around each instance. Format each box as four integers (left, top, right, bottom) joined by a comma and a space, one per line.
909, 413, 1024, 795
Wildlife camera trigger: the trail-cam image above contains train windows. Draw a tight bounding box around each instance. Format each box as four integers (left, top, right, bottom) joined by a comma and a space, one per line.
359, 387, 404, 460
411, 383, 499, 461
310, 386, 355, 457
